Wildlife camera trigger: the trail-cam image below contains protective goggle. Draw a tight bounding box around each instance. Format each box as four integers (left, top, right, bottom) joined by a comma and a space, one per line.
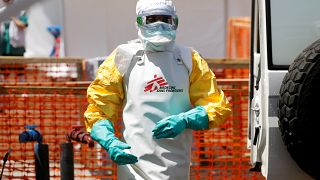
137, 15, 178, 29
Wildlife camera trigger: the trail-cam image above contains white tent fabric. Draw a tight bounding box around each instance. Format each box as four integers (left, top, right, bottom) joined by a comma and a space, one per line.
63, 0, 227, 58
22, 0, 250, 58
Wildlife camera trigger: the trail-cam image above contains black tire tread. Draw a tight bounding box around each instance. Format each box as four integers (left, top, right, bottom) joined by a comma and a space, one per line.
278, 39, 320, 179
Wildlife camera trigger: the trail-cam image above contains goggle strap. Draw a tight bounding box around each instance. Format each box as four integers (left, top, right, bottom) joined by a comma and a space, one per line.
173, 16, 178, 27
137, 16, 143, 26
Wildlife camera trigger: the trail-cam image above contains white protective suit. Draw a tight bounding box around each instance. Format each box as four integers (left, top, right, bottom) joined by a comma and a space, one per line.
84, 0, 231, 179
85, 39, 231, 179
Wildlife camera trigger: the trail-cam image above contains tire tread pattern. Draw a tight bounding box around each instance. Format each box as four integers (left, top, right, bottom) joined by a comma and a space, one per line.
278, 39, 320, 179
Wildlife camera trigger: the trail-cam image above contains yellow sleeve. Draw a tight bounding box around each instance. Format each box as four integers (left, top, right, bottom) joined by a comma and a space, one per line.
84, 50, 124, 132
189, 51, 232, 128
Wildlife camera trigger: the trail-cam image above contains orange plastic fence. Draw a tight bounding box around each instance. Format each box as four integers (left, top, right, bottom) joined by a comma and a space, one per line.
0, 59, 264, 179
0, 57, 84, 82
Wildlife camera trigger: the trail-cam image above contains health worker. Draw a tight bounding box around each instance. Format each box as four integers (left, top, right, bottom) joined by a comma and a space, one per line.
84, 0, 231, 179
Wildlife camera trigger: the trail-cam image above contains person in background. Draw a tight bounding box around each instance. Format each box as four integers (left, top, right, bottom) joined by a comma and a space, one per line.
84, 0, 231, 179
0, 10, 28, 56
47, 25, 62, 57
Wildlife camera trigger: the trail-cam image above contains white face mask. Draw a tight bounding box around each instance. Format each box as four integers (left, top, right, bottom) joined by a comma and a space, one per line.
138, 22, 176, 52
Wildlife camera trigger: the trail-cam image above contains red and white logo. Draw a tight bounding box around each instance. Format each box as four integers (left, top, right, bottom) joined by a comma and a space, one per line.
144, 75, 168, 92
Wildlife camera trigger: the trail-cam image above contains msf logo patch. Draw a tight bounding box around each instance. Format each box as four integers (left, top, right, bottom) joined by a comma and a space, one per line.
144, 75, 183, 93
144, 75, 168, 92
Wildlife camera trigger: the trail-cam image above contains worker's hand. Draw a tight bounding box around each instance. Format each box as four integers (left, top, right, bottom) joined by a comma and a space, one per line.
90, 120, 138, 165
152, 115, 187, 139
152, 106, 209, 139
107, 138, 138, 165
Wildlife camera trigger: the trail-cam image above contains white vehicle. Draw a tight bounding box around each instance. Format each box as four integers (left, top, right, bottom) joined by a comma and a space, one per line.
249, 0, 320, 179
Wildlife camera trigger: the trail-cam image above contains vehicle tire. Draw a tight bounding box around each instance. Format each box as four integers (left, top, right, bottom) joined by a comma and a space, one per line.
278, 39, 320, 179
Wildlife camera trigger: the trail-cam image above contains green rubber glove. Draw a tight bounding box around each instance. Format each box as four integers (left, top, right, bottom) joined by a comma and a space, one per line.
152, 106, 209, 139
90, 120, 138, 165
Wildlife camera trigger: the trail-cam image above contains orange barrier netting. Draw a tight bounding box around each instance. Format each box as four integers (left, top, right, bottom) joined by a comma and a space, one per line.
0, 58, 84, 82
190, 80, 255, 179
0, 59, 264, 179
214, 65, 249, 79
